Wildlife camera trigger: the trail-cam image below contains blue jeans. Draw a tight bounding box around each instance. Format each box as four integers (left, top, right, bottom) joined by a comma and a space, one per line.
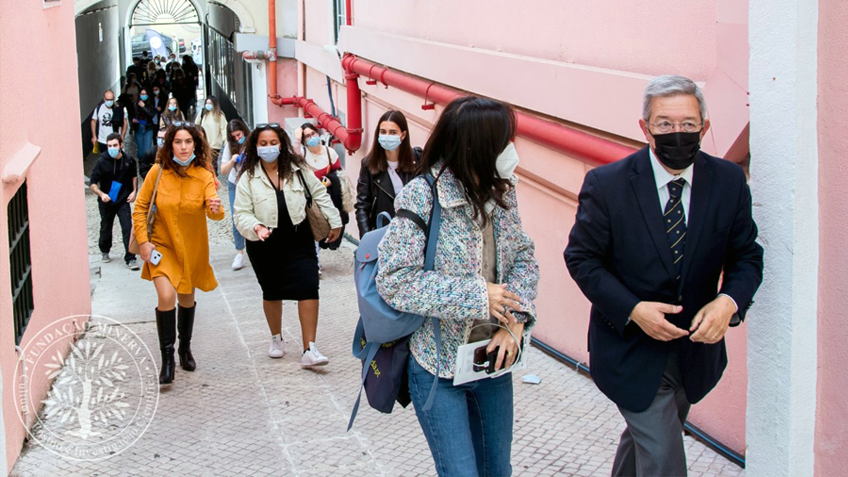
227, 181, 245, 251
135, 123, 153, 157
408, 357, 514, 477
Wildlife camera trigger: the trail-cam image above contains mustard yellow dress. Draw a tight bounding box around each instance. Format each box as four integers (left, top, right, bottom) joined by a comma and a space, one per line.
132, 163, 225, 294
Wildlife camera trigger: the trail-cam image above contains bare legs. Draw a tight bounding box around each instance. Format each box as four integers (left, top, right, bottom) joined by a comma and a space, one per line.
298, 299, 319, 352
263, 300, 283, 335
153, 276, 195, 310
261, 299, 320, 351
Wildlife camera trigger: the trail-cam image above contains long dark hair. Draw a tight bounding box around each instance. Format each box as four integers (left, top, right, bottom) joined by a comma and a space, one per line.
155, 123, 214, 175
226, 119, 251, 156
364, 110, 416, 175
419, 96, 516, 226
238, 124, 306, 182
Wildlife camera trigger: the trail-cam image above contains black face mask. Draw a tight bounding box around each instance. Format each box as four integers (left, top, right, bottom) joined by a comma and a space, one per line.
651, 131, 702, 170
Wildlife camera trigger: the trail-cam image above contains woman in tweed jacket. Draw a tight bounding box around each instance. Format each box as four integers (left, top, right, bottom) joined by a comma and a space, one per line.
377, 97, 539, 477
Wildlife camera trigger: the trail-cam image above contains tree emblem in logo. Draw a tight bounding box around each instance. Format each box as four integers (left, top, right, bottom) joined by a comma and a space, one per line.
14, 316, 159, 461
42, 341, 132, 440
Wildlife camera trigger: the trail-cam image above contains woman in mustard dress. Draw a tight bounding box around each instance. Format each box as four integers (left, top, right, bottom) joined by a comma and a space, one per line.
133, 122, 225, 385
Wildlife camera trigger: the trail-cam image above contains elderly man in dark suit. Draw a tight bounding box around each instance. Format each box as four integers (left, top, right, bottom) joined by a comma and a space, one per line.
564, 75, 764, 476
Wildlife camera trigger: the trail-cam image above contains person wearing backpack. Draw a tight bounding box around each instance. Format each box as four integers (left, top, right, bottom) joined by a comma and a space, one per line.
354, 110, 420, 238
376, 97, 539, 477
232, 123, 342, 367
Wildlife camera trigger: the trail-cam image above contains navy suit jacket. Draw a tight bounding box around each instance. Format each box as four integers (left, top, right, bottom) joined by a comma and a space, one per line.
564, 147, 763, 412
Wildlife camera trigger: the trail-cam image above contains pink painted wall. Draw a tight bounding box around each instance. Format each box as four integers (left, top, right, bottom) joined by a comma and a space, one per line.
0, 0, 92, 466
267, 58, 300, 124
297, 0, 749, 454
352, 0, 717, 80
814, 0, 848, 475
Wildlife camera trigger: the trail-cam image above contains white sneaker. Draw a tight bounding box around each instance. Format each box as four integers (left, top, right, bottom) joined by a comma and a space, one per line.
301, 342, 329, 368
232, 253, 246, 270
268, 334, 285, 358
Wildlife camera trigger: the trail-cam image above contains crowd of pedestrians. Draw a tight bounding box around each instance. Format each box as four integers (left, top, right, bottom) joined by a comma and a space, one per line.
85, 58, 763, 476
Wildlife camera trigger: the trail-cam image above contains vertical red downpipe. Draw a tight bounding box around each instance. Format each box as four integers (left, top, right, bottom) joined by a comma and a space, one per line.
268, 0, 279, 102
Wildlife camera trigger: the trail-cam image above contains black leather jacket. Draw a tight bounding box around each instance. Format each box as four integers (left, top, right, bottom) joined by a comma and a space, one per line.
355, 150, 420, 237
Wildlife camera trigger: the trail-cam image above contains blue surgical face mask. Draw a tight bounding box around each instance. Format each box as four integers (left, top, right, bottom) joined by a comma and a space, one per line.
140, 95, 149, 101
105, 100, 115, 107
237, 136, 246, 145
205, 104, 213, 111
305, 136, 321, 148
108, 147, 120, 158
173, 153, 196, 167
157, 138, 165, 149
378, 134, 402, 152
153, 89, 160, 96
257, 145, 280, 163
169, 105, 177, 112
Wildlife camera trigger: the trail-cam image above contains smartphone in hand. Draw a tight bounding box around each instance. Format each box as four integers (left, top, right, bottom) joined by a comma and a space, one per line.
473, 345, 500, 374
150, 250, 162, 266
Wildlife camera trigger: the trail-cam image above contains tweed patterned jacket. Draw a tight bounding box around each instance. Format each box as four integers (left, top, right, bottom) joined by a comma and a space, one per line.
376, 165, 539, 378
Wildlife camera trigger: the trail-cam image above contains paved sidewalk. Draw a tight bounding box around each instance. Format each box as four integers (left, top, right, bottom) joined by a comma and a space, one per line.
10, 186, 746, 477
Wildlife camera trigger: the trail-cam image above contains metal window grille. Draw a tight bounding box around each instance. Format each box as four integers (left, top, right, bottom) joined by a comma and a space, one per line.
8, 182, 33, 345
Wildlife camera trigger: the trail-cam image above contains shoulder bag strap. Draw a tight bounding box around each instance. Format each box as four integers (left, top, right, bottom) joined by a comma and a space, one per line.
326, 146, 334, 170
296, 170, 313, 206
145, 166, 164, 233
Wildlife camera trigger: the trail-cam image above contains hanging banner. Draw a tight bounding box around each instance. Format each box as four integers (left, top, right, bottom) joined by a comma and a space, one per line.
145, 29, 170, 58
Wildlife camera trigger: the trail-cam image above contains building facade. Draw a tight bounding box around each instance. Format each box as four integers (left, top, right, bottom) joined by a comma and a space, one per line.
3, 0, 846, 474
1, 0, 92, 472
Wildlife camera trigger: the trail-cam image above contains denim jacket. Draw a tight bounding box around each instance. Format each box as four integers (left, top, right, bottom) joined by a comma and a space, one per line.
233, 162, 342, 242
376, 165, 539, 378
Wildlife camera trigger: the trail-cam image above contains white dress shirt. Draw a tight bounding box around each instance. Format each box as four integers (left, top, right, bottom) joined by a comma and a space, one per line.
648, 148, 738, 313
649, 148, 694, 223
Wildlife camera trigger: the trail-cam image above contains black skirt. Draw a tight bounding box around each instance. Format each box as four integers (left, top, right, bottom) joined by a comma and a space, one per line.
245, 188, 319, 301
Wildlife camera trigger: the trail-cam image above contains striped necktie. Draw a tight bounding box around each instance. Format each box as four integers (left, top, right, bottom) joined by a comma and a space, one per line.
664, 178, 687, 280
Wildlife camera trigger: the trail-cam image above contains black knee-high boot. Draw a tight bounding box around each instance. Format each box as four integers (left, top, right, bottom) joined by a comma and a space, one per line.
177, 302, 197, 371
156, 308, 176, 384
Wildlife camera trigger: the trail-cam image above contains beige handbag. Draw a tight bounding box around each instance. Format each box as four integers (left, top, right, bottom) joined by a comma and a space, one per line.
297, 170, 331, 241
128, 166, 164, 254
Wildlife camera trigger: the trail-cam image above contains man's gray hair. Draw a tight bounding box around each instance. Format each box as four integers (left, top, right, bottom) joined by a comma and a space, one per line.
642, 75, 707, 122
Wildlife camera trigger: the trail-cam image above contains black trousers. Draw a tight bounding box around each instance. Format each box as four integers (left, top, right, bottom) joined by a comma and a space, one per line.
98, 200, 134, 262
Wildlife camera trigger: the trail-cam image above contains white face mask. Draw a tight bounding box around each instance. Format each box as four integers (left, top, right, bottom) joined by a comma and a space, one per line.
495, 142, 519, 179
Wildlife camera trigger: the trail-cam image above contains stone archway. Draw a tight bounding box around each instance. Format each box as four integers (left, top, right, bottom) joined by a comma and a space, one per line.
208, 0, 256, 33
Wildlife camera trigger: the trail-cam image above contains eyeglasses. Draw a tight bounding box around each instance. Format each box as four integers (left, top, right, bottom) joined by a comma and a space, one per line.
255, 123, 280, 129
171, 121, 197, 128
649, 121, 703, 134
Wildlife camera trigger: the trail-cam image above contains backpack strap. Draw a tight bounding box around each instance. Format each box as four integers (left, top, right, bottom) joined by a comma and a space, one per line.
395, 209, 426, 232
419, 173, 442, 411
348, 318, 380, 431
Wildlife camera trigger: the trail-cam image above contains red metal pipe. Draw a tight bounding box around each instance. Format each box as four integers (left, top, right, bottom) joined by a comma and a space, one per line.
341, 55, 636, 166
346, 0, 352, 26
267, 0, 279, 104
275, 95, 361, 153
